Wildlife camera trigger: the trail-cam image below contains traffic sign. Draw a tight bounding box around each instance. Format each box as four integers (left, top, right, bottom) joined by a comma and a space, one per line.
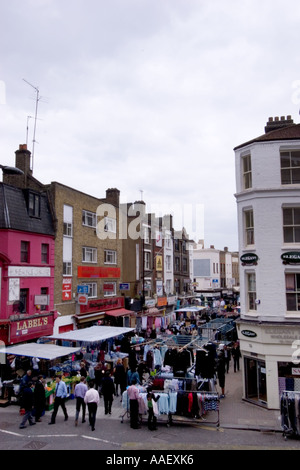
77, 285, 89, 294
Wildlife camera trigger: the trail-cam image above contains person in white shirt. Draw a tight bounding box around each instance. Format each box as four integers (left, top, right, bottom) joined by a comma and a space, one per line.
84, 381, 100, 431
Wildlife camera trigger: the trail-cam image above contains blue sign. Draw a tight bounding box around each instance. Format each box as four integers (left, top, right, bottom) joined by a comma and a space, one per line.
77, 285, 89, 294
119, 283, 130, 291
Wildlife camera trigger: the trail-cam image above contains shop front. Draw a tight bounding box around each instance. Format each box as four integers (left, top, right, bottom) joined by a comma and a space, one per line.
74, 297, 125, 327
237, 320, 300, 409
1, 312, 56, 346
244, 357, 267, 406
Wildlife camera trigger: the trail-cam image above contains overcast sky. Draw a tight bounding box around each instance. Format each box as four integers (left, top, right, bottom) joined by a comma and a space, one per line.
1, 0, 300, 251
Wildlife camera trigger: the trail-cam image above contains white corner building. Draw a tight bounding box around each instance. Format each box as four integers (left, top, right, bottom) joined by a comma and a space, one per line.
234, 115, 300, 409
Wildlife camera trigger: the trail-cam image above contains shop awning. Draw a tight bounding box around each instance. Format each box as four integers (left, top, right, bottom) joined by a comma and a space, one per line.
74, 311, 105, 324
176, 306, 206, 312
0, 343, 81, 360
105, 308, 133, 317
45, 325, 134, 344
144, 307, 160, 315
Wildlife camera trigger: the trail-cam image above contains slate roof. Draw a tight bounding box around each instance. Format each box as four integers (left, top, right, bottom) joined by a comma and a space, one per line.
234, 123, 300, 150
0, 183, 55, 235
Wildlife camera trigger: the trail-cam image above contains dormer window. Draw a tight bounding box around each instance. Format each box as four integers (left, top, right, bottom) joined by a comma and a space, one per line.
28, 191, 40, 217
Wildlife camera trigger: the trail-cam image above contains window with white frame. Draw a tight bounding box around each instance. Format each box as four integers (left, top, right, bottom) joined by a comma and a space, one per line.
85, 282, 97, 298
281, 150, 300, 185
104, 249, 117, 264
166, 255, 172, 271
82, 247, 97, 263
244, 209, 255, 246
242, 154, 252, 190
63, 262, 72, 276
283, 207, 300, 243
103, 282, 116, 297
144, 251, 151, 271
82, 210, 96, 228
165, 279, 172, 294
286, 273, 300, 311
165, 233, 171, 248
104, 217, 116, 233
143, 226, 151, 244
63, 223, 72, 237
247, 272, 257, 311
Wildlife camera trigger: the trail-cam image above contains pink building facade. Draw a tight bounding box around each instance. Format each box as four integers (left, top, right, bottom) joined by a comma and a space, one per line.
0, 167, 56, 344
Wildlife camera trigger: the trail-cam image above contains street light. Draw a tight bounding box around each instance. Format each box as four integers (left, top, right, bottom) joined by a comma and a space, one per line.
0, 164, 24, 175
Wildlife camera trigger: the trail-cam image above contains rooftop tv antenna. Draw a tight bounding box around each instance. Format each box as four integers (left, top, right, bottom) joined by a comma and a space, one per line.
23, 79, 41, 171
139, 189, 144, 201
26, 116, 33, 146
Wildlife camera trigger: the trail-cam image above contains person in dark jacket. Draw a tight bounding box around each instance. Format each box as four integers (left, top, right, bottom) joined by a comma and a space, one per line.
34, 375, 46, 422
19, 382, 36, 429
113, 359, 127, 397
217, 349, 226, 398
101, 371, 115, 415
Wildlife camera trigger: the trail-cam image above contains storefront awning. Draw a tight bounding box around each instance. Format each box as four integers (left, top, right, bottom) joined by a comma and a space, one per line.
176, 306, 206, 312
45, 325, 134, 344
74, 311, 105, 324
105, 308, 133, 317
0, 343, 81, 360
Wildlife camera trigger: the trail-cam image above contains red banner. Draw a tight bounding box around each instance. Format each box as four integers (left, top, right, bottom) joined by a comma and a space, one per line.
78, 266, 120, 279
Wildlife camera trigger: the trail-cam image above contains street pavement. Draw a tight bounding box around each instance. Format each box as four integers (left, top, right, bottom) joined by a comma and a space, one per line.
0, 367, 298, 452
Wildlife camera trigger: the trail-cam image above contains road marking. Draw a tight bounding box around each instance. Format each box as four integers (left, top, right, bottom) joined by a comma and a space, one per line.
0, 429, 23, 437
82, 435, 121, 446
32, 434, 78, 438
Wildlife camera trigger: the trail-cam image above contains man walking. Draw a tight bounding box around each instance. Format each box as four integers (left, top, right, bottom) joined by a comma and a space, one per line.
49, 376, 68, 425
127, 378, 140, 429
34, 375, 46, 422
19, 382, 36, 429
84, 381, 100, 431
74, 376, 88, 426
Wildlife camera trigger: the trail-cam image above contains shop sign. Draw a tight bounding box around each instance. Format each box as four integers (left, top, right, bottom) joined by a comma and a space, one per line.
119, 283, 130, 291
157, 297, 167, 307
78, 266, 120, 279
241, 329, 257, 338
62, 278, 72, 301
9, 314, 54, 344
80, 296, 124, 314
240, 253, 258, 266
8, 266, 51, 277
281, 252, 300, 264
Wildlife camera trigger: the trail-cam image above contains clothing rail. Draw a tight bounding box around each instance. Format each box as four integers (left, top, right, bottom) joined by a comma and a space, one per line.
280, 390, 300, 440
120, 388, 220, 429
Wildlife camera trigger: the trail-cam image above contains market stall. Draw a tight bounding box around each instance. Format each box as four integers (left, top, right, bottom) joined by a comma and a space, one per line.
0, 343, 81, 408
44, 325, 135, 375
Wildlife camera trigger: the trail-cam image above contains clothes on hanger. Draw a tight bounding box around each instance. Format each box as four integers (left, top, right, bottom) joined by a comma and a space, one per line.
281, 391, 300, 435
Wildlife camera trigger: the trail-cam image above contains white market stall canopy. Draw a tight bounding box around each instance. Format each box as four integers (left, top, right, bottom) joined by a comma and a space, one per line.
176, 306, 207, 312
46, 326, 135, 344
0, 343, 81, 360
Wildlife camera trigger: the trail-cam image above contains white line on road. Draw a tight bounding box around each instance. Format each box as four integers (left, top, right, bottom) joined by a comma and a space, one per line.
82, 435, 121, 446
0, 429, 23, 437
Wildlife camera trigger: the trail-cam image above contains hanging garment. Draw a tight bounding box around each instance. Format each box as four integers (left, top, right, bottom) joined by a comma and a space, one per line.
146, 350, 154, 370
169, 392, 177, 414
153, 348, 162, 368
142, 316, 148, 330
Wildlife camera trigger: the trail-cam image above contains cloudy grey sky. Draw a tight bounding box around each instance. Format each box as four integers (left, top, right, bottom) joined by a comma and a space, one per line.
1, 0, 300, 251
